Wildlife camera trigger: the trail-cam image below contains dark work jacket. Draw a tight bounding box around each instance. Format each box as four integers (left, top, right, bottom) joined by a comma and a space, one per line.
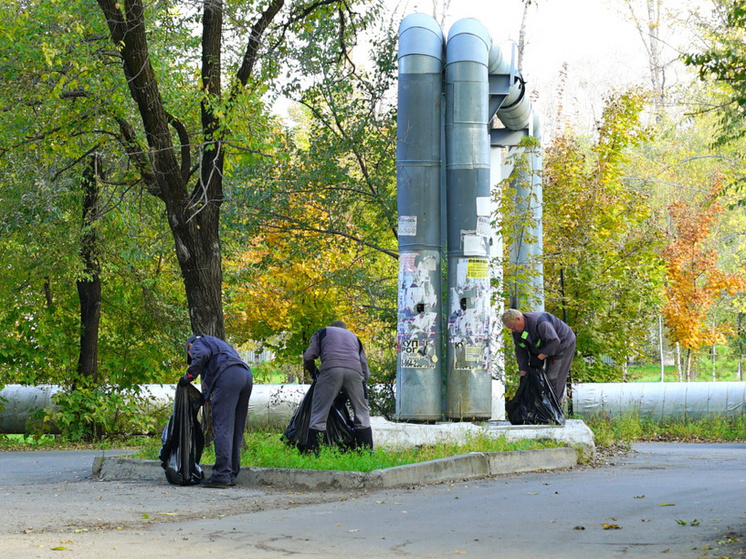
182, 335, 250, 401
304, 326, 369, 381
511, 312, 575, 372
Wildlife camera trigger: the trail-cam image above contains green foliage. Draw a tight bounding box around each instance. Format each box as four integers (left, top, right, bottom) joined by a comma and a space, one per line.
38, 380, 171, 442
683, 0, 746, 147
0, 0, 191, 389
249, 361, 301, 384
497, 136, 545, 312
223, 15, 399, 371
538, 90, 666, 382
0, 162, 189, 386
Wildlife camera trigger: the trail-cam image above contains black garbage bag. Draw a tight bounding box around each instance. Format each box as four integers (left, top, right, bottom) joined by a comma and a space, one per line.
282, 381, 357, 450
159, 383, 205, 485
506, 367, 565, 426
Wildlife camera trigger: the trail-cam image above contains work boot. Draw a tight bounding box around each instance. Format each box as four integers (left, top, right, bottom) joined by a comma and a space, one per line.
201, 477, 229, 488
354, 427, 374, 452
302, 428, 324, 455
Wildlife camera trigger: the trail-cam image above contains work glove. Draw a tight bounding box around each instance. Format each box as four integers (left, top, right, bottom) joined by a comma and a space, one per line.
178, 376, 191, 387
529, 355, 544, 370
304, 359, 318, 380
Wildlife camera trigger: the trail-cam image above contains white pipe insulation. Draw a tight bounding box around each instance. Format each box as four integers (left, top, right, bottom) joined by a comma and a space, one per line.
574, 382, 746, 420
0, 384, 310, 434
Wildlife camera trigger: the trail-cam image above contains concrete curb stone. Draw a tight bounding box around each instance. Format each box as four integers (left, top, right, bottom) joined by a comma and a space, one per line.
95, 446, 577, 491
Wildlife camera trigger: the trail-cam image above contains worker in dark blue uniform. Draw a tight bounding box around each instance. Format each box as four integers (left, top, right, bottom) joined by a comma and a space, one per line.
179, 335, 253, 488
303, 320, 373, 453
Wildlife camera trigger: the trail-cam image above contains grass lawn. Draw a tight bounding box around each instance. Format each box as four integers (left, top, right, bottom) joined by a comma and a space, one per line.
135, 430, 563, 472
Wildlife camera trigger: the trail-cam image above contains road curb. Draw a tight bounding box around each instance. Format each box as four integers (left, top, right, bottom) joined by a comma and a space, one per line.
95, 446, 577, 490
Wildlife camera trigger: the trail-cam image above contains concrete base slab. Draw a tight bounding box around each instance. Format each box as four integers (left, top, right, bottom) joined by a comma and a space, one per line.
371, 417, 595, 459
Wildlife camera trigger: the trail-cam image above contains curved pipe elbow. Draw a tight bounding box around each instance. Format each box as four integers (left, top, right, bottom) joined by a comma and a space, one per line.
445, 18, 491, 65
398, 13, 444, 74
496, 75, 532, 130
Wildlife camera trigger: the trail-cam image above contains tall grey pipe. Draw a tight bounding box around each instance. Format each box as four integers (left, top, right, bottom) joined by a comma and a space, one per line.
444, 18, 492, 420
396, 13, 445, 421
508, 111, 544, 311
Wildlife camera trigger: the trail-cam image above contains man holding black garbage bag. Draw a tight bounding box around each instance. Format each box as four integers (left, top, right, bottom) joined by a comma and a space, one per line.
501, 309, 575, 402
179, 335, 253, 488
303, 320, 373, 453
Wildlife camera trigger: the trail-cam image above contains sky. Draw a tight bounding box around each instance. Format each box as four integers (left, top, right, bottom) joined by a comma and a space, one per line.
390, 0, 705, 139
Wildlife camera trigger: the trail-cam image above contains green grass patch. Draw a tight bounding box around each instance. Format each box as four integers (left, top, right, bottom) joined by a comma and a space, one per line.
0, 433, 62, 450
0, 433, 157, 452
134, 430, 561, 472
625, 365, 680, 382
625, 364, 744, 382
583, 413, 746, 447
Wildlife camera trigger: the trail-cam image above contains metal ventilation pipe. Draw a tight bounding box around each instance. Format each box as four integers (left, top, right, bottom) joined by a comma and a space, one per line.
444, 18, 492, 420
396, 13, 445, 421
507, 111, 544, 311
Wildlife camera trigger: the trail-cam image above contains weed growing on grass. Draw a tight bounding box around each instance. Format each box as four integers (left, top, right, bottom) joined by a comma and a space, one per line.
133, 429, 560, 472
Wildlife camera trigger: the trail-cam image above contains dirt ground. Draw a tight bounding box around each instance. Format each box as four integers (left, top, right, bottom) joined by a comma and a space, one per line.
4, 477, 350, 536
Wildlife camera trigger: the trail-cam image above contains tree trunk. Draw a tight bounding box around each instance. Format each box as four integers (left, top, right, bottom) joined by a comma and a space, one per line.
517, 0, 530, 70
738, 313, 743, 380
684, 349, 692, 382
625, 0, 665, 114
77, 155, 102, 381
658, 315, 664, 381
169, 202, 225, 338
711, 344, 716, 381
97, 0, 226, 338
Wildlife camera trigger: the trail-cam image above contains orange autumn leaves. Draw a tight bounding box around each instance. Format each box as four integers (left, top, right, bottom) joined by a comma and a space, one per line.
661, 176, 746, 353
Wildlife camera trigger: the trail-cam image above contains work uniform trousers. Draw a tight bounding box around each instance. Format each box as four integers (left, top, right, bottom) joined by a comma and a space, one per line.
309, 366, 370, 431
544, 339, 576, 402
209, 365, 253, 484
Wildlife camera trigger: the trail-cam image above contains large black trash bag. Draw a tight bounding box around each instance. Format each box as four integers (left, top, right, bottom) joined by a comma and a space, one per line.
159, 383, 206, 485
282, 381, 357, 450
506, 367, 565, 426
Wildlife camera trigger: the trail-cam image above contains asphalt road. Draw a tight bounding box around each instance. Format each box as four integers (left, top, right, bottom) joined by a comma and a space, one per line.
1, 443, 744, 558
